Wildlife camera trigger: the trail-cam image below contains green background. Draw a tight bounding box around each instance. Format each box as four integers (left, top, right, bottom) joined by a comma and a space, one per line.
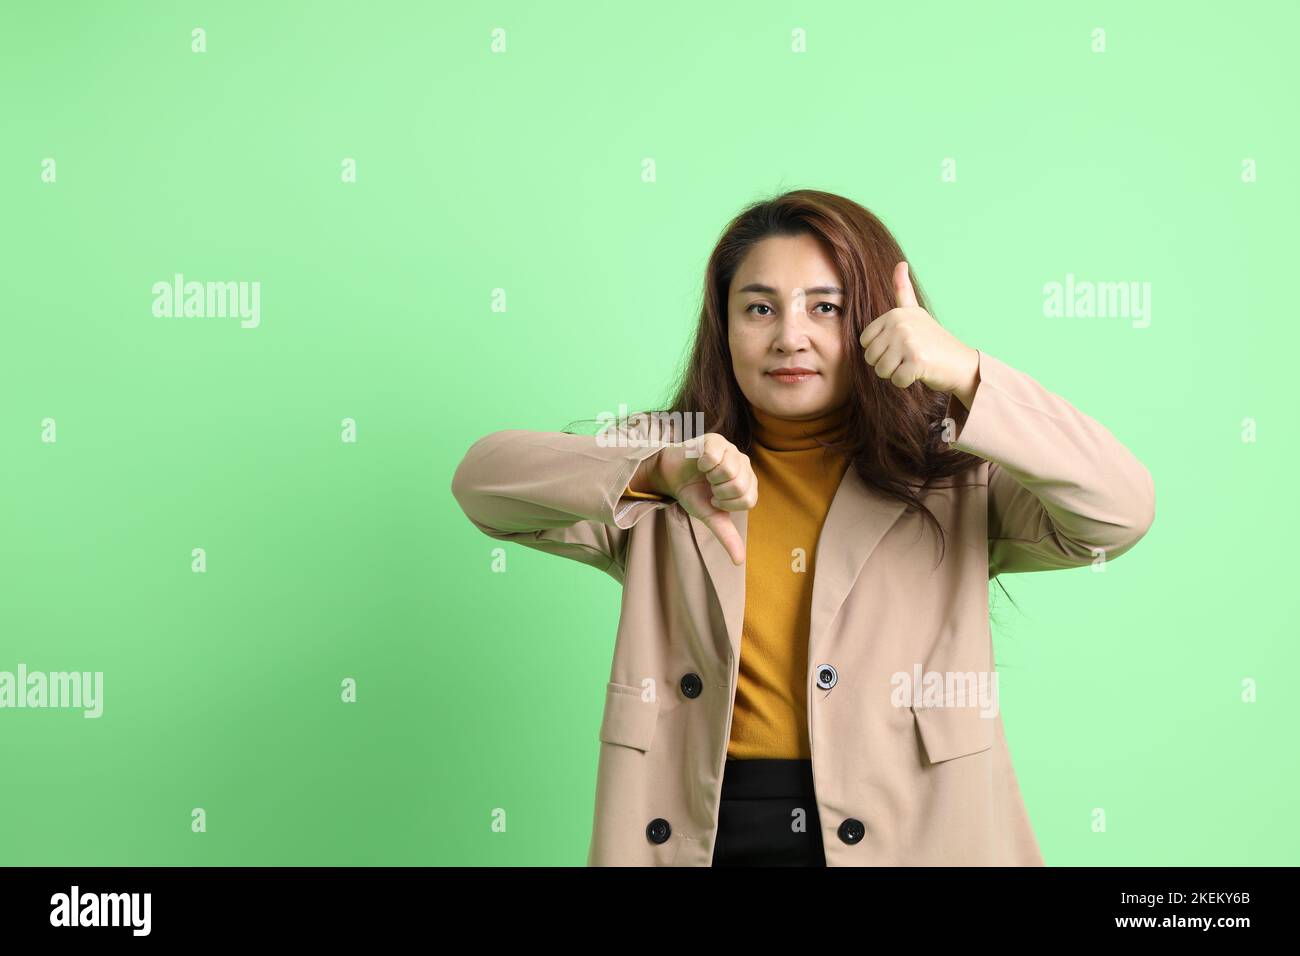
1, 0, 1295, 865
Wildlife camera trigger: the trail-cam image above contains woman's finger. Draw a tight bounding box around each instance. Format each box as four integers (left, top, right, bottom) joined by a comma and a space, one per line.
702, 510, 745, 565
894, 260, 918, 308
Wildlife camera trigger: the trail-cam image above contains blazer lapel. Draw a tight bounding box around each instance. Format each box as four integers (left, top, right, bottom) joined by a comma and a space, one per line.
688, 465, 909, 664
687, 509, 748, 665
808, 465, 908, 651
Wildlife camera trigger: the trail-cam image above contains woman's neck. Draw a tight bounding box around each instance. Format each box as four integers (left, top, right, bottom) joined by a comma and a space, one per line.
747, 401, 852, 451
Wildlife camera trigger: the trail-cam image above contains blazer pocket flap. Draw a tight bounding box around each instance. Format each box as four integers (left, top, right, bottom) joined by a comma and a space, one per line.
911, 705, 994, 763
599, 681, 659, 752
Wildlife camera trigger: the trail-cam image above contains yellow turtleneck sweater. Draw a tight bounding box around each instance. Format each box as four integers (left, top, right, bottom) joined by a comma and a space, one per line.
620, 402, 852, 759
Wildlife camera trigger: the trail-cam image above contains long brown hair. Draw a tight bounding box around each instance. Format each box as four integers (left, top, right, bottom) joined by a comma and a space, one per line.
568, 188, 1010, 596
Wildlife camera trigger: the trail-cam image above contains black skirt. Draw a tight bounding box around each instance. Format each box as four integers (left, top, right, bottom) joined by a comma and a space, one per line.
711, 758, 827, 866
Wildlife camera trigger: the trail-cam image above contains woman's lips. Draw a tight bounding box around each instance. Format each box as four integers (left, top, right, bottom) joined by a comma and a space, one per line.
768, 369, 818, 384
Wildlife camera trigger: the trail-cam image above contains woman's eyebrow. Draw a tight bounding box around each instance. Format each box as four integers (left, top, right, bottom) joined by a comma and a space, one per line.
737, 283, 844, 295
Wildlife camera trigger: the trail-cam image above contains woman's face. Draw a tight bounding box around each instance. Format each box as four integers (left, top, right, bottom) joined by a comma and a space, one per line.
727, 233, 853, 421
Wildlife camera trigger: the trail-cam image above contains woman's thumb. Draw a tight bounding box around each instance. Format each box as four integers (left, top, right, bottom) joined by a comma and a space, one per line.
702, 511, 745, 565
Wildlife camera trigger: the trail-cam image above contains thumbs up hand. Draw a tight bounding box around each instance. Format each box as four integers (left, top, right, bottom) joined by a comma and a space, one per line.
859, 261, 980, 406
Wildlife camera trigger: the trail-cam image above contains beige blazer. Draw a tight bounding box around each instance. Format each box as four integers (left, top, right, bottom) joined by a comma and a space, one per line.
450, 349, 1155, 865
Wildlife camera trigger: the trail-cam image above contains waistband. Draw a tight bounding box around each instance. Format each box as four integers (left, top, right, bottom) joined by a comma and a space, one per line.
719, 758, 816, 800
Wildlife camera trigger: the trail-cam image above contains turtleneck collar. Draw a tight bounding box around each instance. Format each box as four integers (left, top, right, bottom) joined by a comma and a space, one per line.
747, 400, 852, 451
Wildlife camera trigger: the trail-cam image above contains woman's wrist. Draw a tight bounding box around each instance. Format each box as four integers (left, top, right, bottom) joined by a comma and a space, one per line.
628, 452, 669, 497
949, 347, 982, 410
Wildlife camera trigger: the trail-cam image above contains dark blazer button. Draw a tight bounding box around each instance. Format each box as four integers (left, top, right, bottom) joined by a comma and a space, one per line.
837, 818, 865, 844
680, 673, 703, 699
646, 818, 672, 844
815, 663, 838, 690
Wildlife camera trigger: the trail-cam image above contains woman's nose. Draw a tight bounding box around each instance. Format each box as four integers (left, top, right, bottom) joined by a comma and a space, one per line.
774, 313, 811, 349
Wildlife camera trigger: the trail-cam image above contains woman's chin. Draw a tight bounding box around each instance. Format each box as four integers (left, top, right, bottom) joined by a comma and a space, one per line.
761, 393, 831, 419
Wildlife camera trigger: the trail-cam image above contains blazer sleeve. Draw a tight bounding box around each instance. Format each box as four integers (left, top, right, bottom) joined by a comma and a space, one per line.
940, 349, 1156, 577
450, 425, 676, 582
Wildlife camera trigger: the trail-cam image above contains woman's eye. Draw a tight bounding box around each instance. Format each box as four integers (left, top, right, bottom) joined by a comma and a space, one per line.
745, 302, 838, 316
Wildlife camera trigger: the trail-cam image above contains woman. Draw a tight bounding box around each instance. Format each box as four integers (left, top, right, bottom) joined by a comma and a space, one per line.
451, 189, 1155, 866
